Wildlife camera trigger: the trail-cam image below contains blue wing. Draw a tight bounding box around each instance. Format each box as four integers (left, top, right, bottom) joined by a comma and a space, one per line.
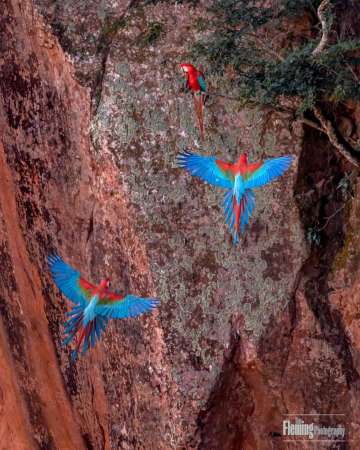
244, 155, 294, 190
95, 295, 159, 319
177, 151, 233, 189
48, 254, 92, 307
197, 74, 206, 93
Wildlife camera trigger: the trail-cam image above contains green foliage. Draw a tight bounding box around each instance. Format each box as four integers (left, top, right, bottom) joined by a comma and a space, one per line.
98, 17, 128, 53
101, 18, 127, 38
193, 0, 360, 111
138, 21, 165, 46
207, 0, 320, 28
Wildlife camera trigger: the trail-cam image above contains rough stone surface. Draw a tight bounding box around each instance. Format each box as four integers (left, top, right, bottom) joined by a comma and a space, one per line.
0, 1, 177, 449
1, 0, 360, 448
89, 5, 305, 447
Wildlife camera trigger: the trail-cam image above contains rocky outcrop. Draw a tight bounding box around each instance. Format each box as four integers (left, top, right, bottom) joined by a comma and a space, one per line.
1, 0, 360, 449
198, 127, 360, 450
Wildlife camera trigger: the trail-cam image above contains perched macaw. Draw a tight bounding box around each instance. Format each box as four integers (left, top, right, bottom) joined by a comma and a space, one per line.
177, 150, 294, 244
48, 255, 159, 360
180, 63, 206, 141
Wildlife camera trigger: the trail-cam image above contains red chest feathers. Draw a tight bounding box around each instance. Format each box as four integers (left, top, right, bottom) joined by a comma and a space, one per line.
187, 73, 201, 92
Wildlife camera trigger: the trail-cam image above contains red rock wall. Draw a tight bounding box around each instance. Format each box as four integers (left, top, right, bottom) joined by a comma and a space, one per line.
0, 1, 178, 449
1, 1, 360, 449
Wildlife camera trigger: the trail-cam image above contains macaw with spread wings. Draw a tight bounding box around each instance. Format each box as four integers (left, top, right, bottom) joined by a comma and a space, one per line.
177, 150, 293, 244
180, 63, 206, 141
48, 255, 159, 359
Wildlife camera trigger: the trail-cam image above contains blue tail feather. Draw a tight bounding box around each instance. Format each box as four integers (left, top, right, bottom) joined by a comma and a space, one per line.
62, 304, 110, 358
62, 334, 74, 347
65, 306, 82, 317
222, 188, 256, 244
82, 336, 89, 355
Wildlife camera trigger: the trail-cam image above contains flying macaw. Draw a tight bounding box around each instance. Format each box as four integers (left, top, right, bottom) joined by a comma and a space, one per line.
48, 254, 159, 360
180, 63, 206, 141
177, 150, 294, 244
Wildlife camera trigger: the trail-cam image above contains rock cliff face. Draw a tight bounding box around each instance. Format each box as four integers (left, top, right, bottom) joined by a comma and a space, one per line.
1, 0, 360, 449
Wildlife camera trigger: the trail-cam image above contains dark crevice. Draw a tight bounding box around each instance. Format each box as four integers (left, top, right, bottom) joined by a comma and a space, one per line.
195, 326, 253, 450
82, 433, 95, 450
195, 123, 359, 450
278, 268, 303, 381
92, 0, 139, 114
86, 206, 95, 243
23, 390, 56, 450
90, 382, 106, 450
294, 124, 360, 387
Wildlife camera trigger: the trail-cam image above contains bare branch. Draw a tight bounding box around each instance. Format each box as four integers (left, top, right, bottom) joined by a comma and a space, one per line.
296, 118, 325, 134
318, 203, 347, 231
346, 62, 360, 83
295, 107, 360, 168
247, 32, 285, 62
313, 106, 360, 167
313, 0, 332, 56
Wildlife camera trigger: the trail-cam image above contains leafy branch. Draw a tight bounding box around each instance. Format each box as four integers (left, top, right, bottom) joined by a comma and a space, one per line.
193, 0, 360, 166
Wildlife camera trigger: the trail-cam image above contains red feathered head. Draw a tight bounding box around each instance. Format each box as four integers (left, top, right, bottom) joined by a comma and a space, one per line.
238, 153, 248, 164
100, 278, 111, 289
180, 63, 197, 74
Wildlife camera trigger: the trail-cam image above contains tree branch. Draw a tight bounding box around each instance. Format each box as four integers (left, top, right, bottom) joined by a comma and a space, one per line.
247, 33, 285, 62
297, 118, 325, 134
306, 0, 360, 167
318, 203, 347, 231
346, 62, 360, 83
313, 106, 360, 167
296, 109, 360, 168
312, 0, 332, 56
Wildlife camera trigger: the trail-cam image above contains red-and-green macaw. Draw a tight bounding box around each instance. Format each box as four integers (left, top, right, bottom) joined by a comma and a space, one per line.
180, 63, 206, 141
177, 150, 294, 244
48, 255, 159, 360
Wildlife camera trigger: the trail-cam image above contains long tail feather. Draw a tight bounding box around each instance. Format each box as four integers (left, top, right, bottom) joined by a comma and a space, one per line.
73, 325, 87, 360
198, 94, 205, 141
223, 189, 256, 244
193, 96, 200, 137
62, 307, 84, 355
193, 94, 205, 142
65, 306, 82, 317
62, 305, 109, 360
